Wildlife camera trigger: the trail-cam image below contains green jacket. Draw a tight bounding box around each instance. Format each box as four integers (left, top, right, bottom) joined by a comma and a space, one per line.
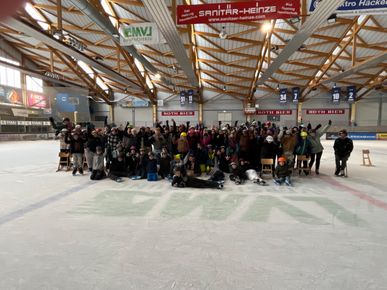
309, 124, 331, 154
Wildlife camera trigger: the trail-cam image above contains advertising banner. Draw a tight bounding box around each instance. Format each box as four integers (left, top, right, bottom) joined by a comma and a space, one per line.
56, 93, 77, 112
377, 133, 387, 140
161, 111, 195, 116
306, 109, 345, 114
121, 97, 149, 108
308, 0, 387, 16
11, 108, 29, 117
27, 92, 49, 108
279, 88, 288, 103
120, 23, 165, 46
177, 0, 300, 25
347, 86, 356, 103
348, 132, 377, 140
292, 87, 300, 103
256, 109, 292, 115
332, 87, 341, 104
0, 85, 23, 105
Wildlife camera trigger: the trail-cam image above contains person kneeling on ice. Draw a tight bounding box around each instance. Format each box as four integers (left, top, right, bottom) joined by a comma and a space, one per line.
171, 166, 223, 189
91, 146, 106, 180
273, 157, 292, 186
108, 153, 127, 182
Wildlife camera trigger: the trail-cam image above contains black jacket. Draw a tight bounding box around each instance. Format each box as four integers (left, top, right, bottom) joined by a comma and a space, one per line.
334, 137, 353, 157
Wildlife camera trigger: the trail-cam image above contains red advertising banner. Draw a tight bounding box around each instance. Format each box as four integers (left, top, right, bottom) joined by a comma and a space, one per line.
27, 92, 49, 108
161, 111, 195, 116
256, 109, 292, 115
177, 0, 300, 25
306, 109, 345, 115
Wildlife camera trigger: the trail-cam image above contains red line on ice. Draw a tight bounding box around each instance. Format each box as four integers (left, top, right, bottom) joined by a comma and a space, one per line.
322, 175, 387, 211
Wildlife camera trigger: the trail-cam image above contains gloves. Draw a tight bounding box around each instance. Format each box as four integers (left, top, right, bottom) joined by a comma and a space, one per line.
328, 120, 332, 125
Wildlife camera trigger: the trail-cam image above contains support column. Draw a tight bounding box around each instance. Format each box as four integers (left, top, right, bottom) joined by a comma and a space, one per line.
109, 104, 114, 124
152, 103, 157, 126
74, 111, 78, 124
350, 102, 356, 126
198, 103, 203, 124
297, 102, 303, 125
378, 97, 382, 127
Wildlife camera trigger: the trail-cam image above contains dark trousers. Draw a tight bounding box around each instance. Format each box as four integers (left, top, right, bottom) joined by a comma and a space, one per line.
335, 154, 349, 173
186, 177, 218, 188
91, 169, 106, 180
309, 151, 323, 171
108, 171, 127, 180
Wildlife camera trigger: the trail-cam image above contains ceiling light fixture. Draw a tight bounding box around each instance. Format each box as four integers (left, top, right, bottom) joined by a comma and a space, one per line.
219, 26, 228, 39
327, 14, 337, 24
261, 22, 272, 33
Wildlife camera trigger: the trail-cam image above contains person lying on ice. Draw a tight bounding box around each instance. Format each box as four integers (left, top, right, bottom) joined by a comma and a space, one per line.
229, 159, 266, 185
273, 156, 292, 186
171, 166, 224, 189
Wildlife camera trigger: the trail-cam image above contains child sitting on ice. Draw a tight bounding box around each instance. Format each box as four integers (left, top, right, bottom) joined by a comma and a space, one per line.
273, 156, 292, 186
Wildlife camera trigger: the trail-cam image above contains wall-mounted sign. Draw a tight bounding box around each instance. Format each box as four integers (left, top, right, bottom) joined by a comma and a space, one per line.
306, 109, 345, 115
121, 97, 149, 108
11, 108, 29, 117
161, 111, 195, 116
44, 71, 61, 80
0, 85, 23, 105
292, 87, 300, 103
308, 0, 387, 16
27, 92, 49, 109
279, 88, 288, 103
347, 86, 356, 103
180, 91, 186, 106
157, 99, 164, 107
256, 109, 292, 115
0, 120, 51, 126
64, 36, 86, 51
177, 0, 300, 25
332, 86, 341, 104
187, 89, 194, 104
56, 93, 77, 112
120, 23, 165, 46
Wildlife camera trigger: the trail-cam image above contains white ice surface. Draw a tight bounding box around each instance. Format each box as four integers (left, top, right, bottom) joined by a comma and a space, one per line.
0, 140, 387, 290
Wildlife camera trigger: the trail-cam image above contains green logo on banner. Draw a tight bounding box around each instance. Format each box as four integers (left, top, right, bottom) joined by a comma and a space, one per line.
122, 26, 153, 38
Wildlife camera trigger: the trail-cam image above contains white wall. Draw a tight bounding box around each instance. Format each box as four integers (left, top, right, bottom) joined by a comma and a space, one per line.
356, 99, 379, 126
203, 95, 245, 127
113, 105, 153, 127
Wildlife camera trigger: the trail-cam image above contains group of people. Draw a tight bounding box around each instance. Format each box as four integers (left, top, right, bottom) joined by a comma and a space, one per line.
50, 116, 353, 188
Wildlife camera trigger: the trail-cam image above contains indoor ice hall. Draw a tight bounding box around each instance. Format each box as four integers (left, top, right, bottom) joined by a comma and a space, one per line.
0, 0, 386, 289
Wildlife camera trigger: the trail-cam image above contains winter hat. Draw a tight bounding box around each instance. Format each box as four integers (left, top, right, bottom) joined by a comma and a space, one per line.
285, 129, 291, 135
278, 157, 286, 162
266, 135, 274, 143
300, 131, 308, 137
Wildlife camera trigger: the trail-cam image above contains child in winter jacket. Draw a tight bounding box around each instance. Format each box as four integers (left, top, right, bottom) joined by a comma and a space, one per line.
273, 157, 292, 186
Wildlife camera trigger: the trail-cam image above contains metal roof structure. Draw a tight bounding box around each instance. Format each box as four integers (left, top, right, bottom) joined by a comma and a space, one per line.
0, 0, 386, 104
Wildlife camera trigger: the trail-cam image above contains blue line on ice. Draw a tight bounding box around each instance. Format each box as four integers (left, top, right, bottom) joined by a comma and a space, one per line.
0, 181, 93, 226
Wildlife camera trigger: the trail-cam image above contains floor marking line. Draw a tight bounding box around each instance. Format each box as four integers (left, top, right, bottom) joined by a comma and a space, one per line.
0, 181, 94, 226
322, 175, 387, 211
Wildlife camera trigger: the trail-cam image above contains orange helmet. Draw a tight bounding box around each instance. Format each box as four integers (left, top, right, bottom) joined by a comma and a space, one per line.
278, 157, 286, 162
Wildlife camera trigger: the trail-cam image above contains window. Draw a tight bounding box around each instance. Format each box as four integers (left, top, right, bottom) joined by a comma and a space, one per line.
0, 56, 21, 88
26, 76, 43, 93
218, 112, 232, 124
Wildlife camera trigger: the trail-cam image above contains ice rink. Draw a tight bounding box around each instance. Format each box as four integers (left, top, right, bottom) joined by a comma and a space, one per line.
0, 139, 386, 290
